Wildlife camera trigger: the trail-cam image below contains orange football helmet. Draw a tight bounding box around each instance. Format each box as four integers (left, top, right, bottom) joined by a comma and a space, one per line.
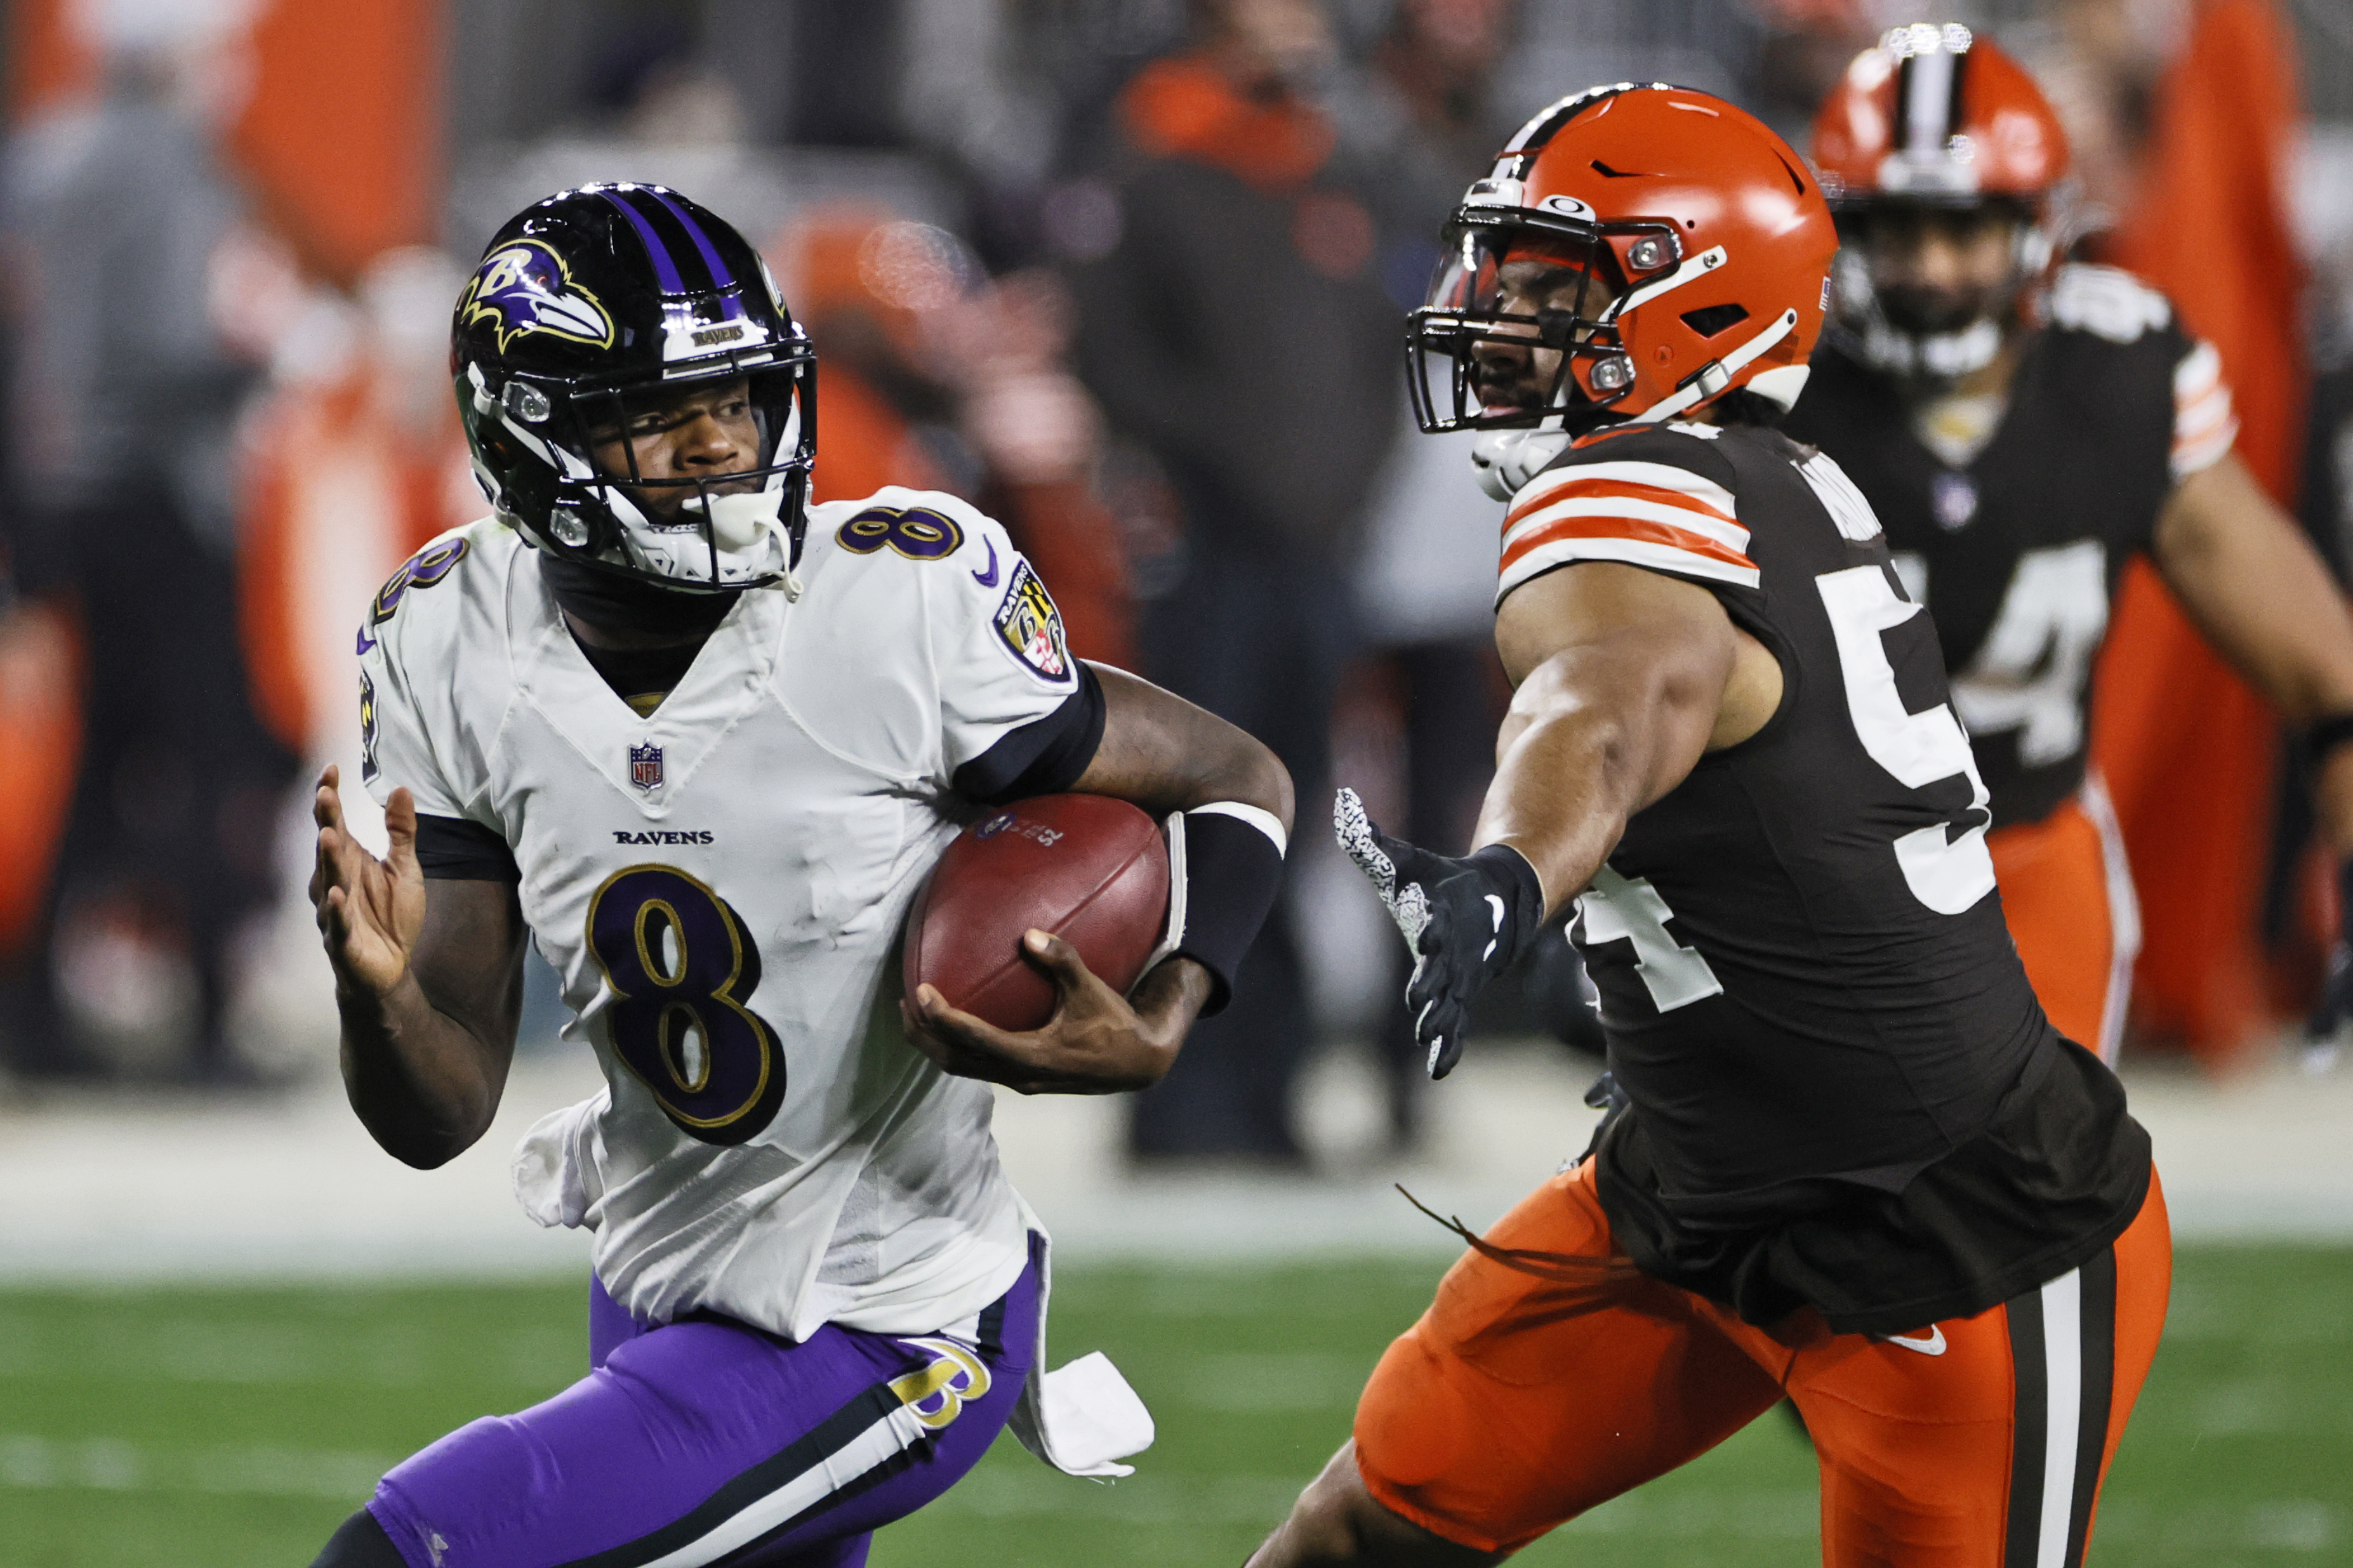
1408, 82, 1838, 471
1810, 25, 2071, 381
1812, 23, 2069, 209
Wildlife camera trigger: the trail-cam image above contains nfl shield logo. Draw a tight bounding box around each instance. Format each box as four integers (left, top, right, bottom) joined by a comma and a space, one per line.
629, 742, 664, 791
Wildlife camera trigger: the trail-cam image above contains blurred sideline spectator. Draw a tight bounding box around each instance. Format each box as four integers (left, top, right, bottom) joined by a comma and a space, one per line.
1329, 0, 1523, 1149
1069, 0, 1401, 1163
2305, 245, 2353, 588
0, 26, 296, 1082
1737, 0, 1879, 140
778, 206, 1137, 666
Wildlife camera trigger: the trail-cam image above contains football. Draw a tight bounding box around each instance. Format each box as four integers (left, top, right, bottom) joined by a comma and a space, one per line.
904, 794, 1172, 1032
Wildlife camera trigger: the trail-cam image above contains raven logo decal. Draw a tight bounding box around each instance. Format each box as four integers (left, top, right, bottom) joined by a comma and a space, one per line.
460, 240, 615, 353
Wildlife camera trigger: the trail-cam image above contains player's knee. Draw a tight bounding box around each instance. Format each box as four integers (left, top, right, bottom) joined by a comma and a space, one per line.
310, 1507, 407, 1568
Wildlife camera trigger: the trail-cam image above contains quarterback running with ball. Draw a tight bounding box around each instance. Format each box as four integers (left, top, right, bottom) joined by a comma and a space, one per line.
1253, 85, 2162, 1568
305, 185, 1292, 1568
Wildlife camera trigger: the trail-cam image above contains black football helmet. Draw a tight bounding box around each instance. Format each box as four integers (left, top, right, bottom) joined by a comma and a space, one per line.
452, 183, 818, 593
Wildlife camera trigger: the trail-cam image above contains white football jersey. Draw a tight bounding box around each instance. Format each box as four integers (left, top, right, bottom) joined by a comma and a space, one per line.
359, 486, 1082, 1343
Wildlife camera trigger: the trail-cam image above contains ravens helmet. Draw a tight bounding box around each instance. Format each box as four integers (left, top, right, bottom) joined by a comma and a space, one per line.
452, 183, 818, 593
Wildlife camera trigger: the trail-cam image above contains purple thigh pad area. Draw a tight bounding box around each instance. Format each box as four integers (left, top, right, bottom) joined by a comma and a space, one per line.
366, 1238, 1040, 1568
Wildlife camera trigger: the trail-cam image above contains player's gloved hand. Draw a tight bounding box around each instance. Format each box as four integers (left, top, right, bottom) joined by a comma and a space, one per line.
2307, 859, 2353, 1047
1334, 787, 1546, 1079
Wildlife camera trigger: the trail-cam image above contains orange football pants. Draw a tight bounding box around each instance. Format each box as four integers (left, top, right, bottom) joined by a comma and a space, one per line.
1355, 1160, 2171, 1565
1987, 779, 2139, 1064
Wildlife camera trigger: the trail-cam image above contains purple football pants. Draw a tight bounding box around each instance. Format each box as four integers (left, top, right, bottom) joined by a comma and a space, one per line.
366, 1236, 1041, 1568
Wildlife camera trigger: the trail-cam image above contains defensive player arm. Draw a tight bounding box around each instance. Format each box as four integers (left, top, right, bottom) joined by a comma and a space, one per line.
2150, 452, 2353, 853
1478, 562, 1780, 913
902, 666, 1294, 1094
310, 768, 525, 1168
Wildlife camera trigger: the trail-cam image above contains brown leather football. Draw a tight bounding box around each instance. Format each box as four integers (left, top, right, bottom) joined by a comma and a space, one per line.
903, 794, 1171, 1032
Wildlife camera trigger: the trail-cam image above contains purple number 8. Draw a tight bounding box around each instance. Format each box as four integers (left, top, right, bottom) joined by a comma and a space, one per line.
835, 505, 966, 561
585, 866, 785, 1144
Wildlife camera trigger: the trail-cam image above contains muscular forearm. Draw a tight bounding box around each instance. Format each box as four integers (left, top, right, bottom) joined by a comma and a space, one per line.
337, 975, 512, 1168
2155, 456, 2353, 725
1471, 689, 1653, 922
1078, 664, 1296, 831
1475, 565, 1749, 915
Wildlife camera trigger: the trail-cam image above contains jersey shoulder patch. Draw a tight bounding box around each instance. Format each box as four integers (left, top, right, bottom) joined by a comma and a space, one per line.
1501, 425, 1755, 600
800, 487, 1070, 684
987, 557, 1074, 684
2046, 265, 2173, 345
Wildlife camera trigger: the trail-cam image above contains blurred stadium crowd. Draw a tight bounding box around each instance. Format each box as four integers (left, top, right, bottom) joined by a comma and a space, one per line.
1, 0, 2350, 1160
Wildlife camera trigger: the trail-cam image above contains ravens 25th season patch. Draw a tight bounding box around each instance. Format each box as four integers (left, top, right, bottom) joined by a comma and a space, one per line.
992, 560, 1071, 682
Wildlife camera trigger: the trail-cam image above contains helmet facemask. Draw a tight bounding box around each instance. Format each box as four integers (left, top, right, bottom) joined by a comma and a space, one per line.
1408, 220, 1640, 441
465, 348, 818, 593
1827, 194, 2051, 392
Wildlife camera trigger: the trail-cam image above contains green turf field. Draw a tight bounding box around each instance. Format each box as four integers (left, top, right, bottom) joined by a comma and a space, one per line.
0, 1246, 2345, 1566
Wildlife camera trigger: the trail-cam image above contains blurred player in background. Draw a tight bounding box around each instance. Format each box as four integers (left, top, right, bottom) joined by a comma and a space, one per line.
304, 184, 1292, 1568
1787, 23, 2353, 1062
1253, 84, 2163, 1567
1, 23, 297, 1082
1070, 0, 1401, 1165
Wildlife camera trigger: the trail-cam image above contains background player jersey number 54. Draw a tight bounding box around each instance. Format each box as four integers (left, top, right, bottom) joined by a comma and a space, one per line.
1582, 489, 1998, 1013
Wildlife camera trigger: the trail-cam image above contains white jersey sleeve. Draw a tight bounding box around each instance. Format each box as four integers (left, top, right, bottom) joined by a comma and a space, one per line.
797, 487, 1083, 787
1497, 429, 1760, 605
355, 524, 514, 826
2170, 338, 2239, 480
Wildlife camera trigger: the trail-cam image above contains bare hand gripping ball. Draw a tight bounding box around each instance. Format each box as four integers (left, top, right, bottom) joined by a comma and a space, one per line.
903, 794, 1170, 1032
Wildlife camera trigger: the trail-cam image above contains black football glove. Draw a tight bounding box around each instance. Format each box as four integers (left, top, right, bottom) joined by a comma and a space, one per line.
2307, 860, 2353, 1049
1334, 787, 1546, 1079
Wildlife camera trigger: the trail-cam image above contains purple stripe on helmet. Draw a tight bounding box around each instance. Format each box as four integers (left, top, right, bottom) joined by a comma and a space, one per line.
599, 188, 689, 296
645, 187, 748, 320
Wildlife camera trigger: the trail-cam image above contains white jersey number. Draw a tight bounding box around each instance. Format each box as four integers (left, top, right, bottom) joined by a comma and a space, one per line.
1947, 541, 2109, 767
1816, 566, 1999, 916
1575, 864, 1724, 1013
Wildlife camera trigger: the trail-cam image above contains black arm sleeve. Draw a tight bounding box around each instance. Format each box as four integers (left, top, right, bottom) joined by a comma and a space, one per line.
952, 662, 1108, 805
414, 814, 521, 882
1171, 807, 1287, 1015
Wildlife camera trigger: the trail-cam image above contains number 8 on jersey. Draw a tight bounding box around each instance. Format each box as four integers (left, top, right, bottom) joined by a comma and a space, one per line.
586, 866, 785, 1144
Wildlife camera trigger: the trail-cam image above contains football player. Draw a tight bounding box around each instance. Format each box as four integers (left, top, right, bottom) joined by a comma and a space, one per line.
304, 185, 1293, 1568
1786, 24, 2353, 1062
1249, 86, 2164, 1567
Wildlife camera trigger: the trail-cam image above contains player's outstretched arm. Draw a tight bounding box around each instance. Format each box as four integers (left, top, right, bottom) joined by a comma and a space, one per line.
903, 665, 1291, 1093
1479, 561, 1777, 905
2152, 452, 2353, 1040
2151, 452, 2353, 850
1341, 562, 1779, 1076
311, 767, 526, 1168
